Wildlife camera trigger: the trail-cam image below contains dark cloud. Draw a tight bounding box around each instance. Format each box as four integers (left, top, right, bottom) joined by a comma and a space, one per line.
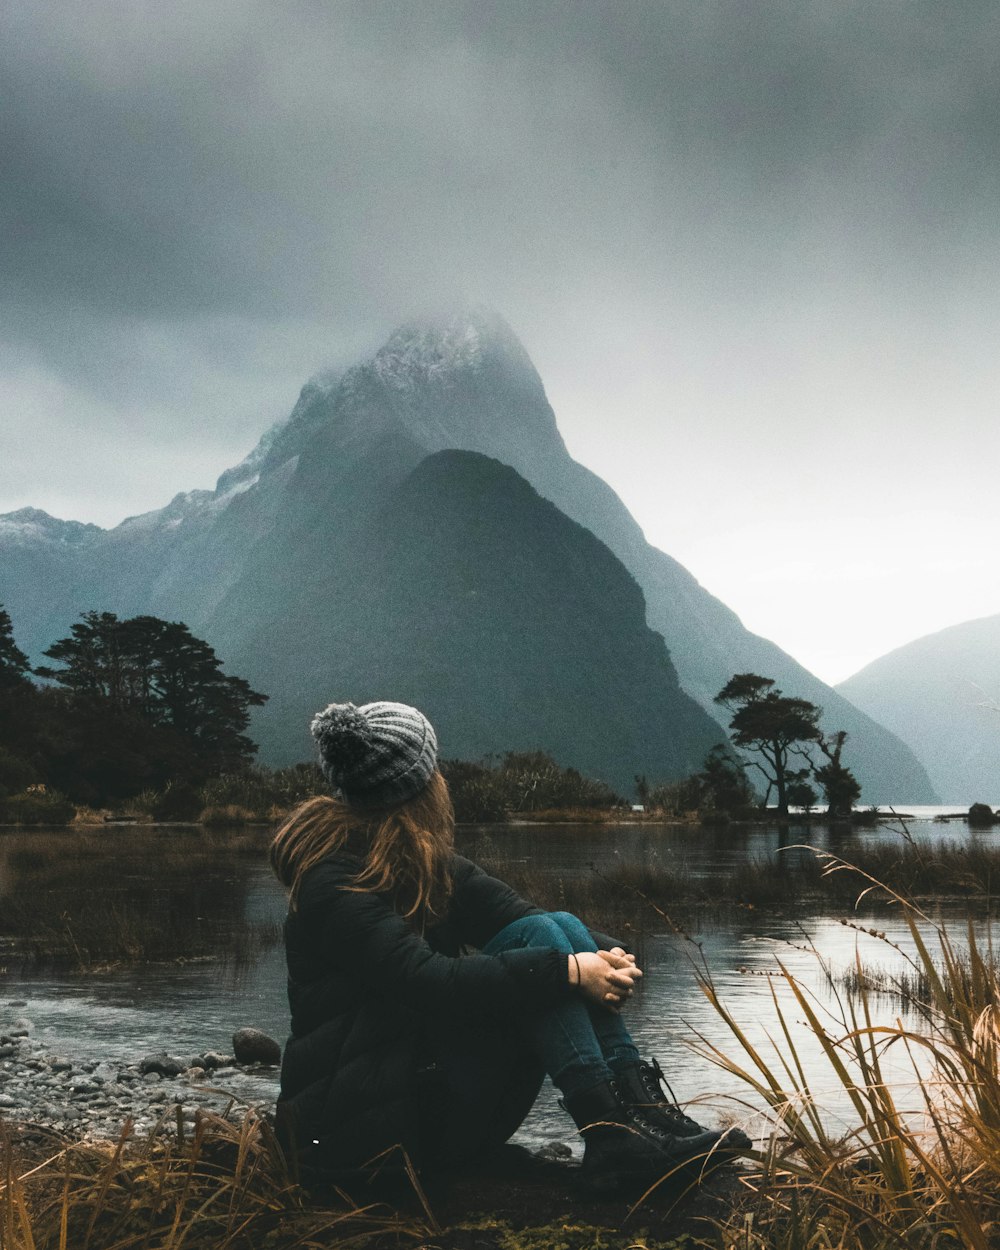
5, 0, 997, 332
2, 2, 999, 678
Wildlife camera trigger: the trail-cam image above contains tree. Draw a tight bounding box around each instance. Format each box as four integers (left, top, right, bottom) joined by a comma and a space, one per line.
696, 744, 756, 814
813, 730, 862, 818
786, 773, 819, 813
714, 674, 822, 816
36, 612, 268, 802
0, 605, 31, 689
0, 605, 44, 795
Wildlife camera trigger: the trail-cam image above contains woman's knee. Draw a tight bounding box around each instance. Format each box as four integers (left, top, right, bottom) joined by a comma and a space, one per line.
494, 912, 574, 950
546, 911, 597, 951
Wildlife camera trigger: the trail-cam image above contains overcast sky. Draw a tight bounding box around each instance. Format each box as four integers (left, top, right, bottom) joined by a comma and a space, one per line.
3, 0, 999, 685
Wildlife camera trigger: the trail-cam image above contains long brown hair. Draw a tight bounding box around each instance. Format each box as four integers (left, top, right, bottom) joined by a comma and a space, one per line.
269, 769, 455, 924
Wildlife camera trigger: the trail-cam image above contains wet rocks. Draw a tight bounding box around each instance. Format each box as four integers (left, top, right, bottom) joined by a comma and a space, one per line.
0, 1011, 279, 1140
138, 1052, 186, 1077
232, 1027, 281, 1066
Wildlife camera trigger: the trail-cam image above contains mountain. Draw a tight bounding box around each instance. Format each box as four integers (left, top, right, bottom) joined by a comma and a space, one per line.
211, 449, 728, 789
0, 307, 936, 801
838, 615, 1000, 803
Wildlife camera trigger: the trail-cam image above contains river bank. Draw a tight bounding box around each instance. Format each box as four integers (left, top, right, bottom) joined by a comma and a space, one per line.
0, 1008, 279, 1139
0, 1009, 746, 1249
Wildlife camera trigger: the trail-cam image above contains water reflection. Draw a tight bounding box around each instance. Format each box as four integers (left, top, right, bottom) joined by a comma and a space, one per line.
0, 817, 993, 1148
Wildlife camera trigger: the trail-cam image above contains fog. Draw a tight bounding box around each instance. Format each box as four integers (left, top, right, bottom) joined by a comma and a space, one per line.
3, 0, 998, 681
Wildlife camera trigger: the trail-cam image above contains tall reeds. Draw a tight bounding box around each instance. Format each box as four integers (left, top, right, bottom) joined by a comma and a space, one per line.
696, 849, 1000, 1249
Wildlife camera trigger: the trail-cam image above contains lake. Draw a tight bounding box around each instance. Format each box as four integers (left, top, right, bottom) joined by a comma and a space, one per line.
0, 810, 995, 1153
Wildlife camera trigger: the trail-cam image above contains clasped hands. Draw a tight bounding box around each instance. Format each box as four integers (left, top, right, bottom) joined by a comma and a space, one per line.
569, 946, 642, 1011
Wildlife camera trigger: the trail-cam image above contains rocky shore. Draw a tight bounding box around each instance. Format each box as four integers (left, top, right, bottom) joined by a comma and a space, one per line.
0, 1009, 281, 1138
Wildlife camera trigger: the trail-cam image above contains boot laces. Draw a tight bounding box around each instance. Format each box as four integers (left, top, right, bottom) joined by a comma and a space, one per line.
641, 1058, 702, 1132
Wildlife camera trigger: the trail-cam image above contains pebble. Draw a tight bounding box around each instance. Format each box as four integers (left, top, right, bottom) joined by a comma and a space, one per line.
0, 1023, 279, 1141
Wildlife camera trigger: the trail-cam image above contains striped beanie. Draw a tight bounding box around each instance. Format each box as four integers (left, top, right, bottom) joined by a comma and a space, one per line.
310, 700, 438, 807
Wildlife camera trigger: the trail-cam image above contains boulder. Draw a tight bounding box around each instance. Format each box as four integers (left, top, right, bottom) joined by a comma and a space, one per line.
199, 1051, 230, 1071
138, 1052, 186, 1077
968, 803, 998, 827
232, 1028, 281, 1066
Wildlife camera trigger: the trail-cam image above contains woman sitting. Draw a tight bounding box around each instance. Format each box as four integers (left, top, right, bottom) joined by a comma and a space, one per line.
270, 700, 749, 1193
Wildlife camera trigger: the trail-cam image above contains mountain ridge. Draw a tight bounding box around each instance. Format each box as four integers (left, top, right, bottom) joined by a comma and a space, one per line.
838, 613, 1000, 802
0, 307, 937, 800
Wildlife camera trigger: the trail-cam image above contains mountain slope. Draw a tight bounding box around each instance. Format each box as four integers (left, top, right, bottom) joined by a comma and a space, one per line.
838, 614, 1000, 802
212, 450, 727, 791
0, 307, 937, 801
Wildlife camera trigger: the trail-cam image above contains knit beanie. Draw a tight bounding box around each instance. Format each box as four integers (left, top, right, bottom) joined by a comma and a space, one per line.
310, 700, 438, 807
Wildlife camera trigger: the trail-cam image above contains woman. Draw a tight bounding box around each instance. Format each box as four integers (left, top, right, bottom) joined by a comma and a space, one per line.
271, 700, 749, 1193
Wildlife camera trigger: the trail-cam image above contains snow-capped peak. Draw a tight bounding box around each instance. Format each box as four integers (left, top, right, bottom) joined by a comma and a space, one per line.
0, 508, 104, 547
370, 306, 534, 392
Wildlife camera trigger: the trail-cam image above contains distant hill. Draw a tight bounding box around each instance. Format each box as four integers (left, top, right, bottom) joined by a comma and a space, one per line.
0, 307, 936, 801
838, 614, 1000, 803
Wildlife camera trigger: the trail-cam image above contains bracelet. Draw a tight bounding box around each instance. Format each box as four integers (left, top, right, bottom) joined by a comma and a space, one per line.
570, 952, 581, 989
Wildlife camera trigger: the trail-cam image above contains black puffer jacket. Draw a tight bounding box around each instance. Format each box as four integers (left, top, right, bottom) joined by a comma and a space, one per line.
277, 852, 578, 1169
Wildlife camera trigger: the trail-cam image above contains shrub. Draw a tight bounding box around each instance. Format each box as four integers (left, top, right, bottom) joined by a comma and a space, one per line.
0, 788, 75, 825
200, 804, 259, 827
441, 752, 622, 822
152, 781, 204, 821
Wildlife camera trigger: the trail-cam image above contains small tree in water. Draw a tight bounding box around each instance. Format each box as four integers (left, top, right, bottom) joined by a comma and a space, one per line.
715, 674, 862, 818
813, 729, 862, 818
714, 673, 822, 817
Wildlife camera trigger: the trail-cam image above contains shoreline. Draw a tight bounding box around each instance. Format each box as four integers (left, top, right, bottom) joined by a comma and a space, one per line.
0, 1014, 278, 1141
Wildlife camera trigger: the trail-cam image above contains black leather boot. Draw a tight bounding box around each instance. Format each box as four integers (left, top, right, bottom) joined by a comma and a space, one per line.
616, 1059, 753, 1152
614, 1058, 716, 1138
562, 1078, 739, 1195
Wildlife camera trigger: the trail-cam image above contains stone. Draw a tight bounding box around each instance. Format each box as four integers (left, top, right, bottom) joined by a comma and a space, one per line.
232, 1028, 281, 1066
138, 1052, 185, 1078
48, 1056, 73, 1072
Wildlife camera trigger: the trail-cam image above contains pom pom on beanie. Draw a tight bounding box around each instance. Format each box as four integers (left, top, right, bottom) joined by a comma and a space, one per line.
310, 700, 438, 807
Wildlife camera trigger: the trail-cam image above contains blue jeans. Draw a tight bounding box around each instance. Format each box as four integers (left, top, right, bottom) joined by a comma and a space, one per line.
481, 911, 640, 1097
421, 912, 641, 1167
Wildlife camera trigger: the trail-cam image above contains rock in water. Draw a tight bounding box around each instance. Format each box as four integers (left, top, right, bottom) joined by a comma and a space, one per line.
232, 1028, 281, 1065
138, 1052, 186, 1077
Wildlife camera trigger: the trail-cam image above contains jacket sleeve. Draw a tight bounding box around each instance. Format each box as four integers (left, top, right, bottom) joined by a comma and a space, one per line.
588, 927, 632, 954
447, 856, 631, 954
446, 855, 544, 948
296, 855, 571, 1019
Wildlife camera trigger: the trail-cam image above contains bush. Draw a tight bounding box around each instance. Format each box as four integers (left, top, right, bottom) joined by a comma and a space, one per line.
968, 801, 997, 827
441, 752, 622, 822
200, 764, 326, 817
0, 746, 37, 798
151, 782, 204, 821
200, 804, 260, 827
0, 789, 75, 825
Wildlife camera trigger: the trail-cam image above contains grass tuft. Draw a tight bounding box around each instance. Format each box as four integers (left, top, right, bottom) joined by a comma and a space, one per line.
694, 846, 1000, 1250
0, 1109, 432, 1250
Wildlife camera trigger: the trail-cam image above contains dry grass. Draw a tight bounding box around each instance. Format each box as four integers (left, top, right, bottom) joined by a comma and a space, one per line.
0, 1108, 436, 1250
690, 848, 1000, 1249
